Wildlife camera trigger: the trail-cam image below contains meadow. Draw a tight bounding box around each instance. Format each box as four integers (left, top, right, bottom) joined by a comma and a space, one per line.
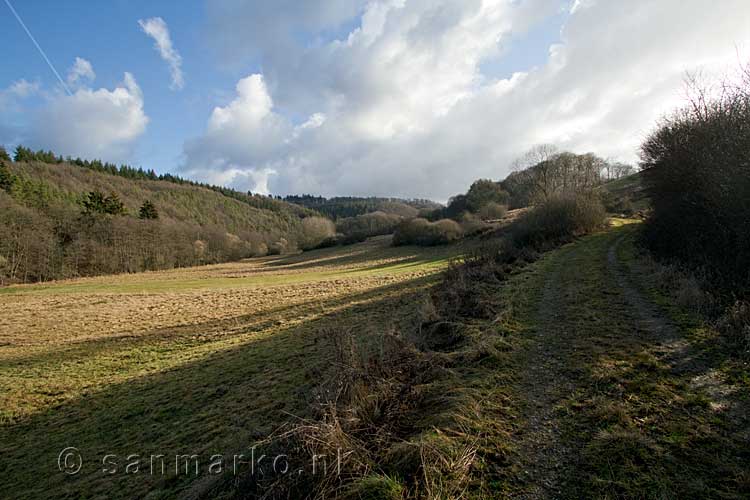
0, 236, 465, 499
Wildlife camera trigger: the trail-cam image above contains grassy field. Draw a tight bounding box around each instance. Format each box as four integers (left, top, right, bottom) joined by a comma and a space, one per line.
0, 236, 465, 499
3, 223, 748, 499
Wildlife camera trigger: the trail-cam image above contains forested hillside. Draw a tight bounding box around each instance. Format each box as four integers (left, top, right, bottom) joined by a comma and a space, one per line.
0, 153, 329, 284
284, 194, 441, 219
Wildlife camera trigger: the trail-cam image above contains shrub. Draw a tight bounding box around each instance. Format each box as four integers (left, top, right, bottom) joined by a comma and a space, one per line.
511, 193, 606, 249
336, 211, 402, 244
640, 70, 750, 297
444, 194, 469, 219
249, 241, 268, 257
478, 201, 507, 221
457, 211, 491, 236
299, 216, 336, 250
603, 192, 634, 216
392, 218, 463, 246
268, 238, 290, 255
466, 179, 510, 212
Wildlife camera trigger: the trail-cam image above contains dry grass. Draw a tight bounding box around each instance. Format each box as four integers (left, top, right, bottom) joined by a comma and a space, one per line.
0, 236, 467, 499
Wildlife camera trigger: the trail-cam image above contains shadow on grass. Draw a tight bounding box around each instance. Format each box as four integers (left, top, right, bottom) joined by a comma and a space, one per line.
2, 276, 436, 371
0, 275, 434, 500
267, 236, 465, 274
523, 226, 750, 498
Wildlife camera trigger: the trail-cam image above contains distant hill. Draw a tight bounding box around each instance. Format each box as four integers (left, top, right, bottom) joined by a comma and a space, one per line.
0, 156, 326, 284
284, 195, 442, 220
601, 171, 650, 215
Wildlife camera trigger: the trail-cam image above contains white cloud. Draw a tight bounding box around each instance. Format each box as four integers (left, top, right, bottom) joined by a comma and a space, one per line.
138, 17, 184, 90
6, 79, 40, 99
186, 0, 750, 200
30, 70, 148, 162
182, 74, 292, 188
66, 57, 96, 87
1, 78, 39, 105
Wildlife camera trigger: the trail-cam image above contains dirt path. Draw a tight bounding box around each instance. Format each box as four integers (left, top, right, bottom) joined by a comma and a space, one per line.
510, 226, 750, 498
514, 260, 575, 499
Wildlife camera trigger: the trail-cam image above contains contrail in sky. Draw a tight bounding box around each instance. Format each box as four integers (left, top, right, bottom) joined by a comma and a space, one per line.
4, 0, 72, 95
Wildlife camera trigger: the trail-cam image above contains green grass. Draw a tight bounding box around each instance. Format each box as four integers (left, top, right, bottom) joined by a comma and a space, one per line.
602, 171, 651, 212
0, 237, 464, 499
502, 225, 748, 497
428, 223, 749, 497
4, 224, 747, 498
0, 240, 458, 296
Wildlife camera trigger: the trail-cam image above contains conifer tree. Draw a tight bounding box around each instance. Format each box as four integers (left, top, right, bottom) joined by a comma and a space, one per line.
103, 192, 126, 215
0, 161, 15, 192
138, 200, 159, 220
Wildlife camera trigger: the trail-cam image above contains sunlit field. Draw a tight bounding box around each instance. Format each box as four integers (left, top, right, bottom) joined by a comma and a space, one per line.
0, 236, 465, 498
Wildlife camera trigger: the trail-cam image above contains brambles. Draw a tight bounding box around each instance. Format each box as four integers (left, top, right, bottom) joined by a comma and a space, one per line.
639, 67, 750, 353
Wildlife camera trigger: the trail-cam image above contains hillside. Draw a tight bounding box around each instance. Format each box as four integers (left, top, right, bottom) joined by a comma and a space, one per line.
601, 170, 650, 214
284, 194, 442, 219
0, 159, 327, 284
6, 160, 316, 233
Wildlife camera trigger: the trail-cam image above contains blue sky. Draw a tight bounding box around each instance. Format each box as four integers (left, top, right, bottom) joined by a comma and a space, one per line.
1, 0, 561, 177
2, 0, 244, 173
1, 1, 748, 199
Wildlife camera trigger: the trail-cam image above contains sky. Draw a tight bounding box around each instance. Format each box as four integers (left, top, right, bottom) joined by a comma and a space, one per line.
1, 0, 749, 201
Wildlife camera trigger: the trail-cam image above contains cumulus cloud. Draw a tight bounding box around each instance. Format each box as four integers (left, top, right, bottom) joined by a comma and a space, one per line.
0, 79, 40, 111
138, 17, 184, 90
66, 57, 95, 87
29, 70, 148, 162
186, 0, 750, 200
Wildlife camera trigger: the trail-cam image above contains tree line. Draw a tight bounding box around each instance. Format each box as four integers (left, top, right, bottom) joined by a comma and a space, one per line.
284, 194, 440, 219
0, 157, 334, 285
6, 145, 319, 218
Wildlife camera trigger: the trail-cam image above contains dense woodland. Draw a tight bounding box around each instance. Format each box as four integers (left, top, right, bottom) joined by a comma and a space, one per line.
284, 194, 440, 219
0, 150, 330, 285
